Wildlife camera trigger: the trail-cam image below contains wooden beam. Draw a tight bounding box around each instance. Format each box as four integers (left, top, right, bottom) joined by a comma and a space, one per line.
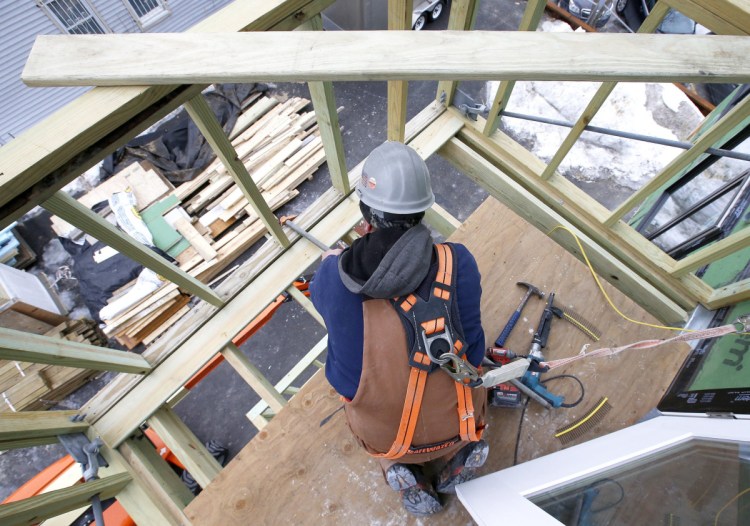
147, 407, 222, 489
0, 410, 87, 447
221, 343, 288, 412
436, 0, 480, 106
705, 276, 750, 310
119, 434, 195, 511
0, 328, 151, 374
387, 0, 413, 142
299, 16, 350, 193
0, 473, 131, 526
671, 228, 750, 277
424, 203, 462, 238
663, 0, 750, 36
286, 285, 325, 328
91, 195, 362, 447
184, 94, 290, 248
440, 137, 688, 323
538, 2, 671, 179
483, 0, 547, 136
0, 0, 336, 228
457, 115, 709, 308
606, 95, 750, 226
43, 191, 224, 307
23, 33, 750, 86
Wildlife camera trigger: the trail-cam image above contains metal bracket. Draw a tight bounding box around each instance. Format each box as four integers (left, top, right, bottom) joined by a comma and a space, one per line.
452, 89, 489, 121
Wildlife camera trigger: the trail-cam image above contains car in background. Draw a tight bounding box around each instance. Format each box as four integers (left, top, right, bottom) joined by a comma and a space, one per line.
556, 0, 612, 29
412, 0, 445, 30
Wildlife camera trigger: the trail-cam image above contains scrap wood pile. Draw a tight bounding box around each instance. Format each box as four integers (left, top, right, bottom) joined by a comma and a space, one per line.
0, 319, 107, 412
52, 93, 331, 350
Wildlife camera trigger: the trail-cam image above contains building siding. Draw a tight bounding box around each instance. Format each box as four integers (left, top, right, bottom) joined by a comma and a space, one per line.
0, 0, 233, 146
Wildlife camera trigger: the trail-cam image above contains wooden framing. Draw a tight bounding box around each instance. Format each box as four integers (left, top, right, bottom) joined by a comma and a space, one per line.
23, 33, 750, 86
2, 0, 750, 522
0, 327, 152, 374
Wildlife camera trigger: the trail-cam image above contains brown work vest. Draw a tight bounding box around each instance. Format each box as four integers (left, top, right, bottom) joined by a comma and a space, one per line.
344, 245, 487, 464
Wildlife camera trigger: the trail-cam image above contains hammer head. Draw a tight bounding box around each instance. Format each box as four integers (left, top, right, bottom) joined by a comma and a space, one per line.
279, 214, 298, 226
517, 281, 544, 299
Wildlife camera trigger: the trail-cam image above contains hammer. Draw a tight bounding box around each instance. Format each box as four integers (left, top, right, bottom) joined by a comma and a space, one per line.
494, 281, 544, 347
279, 215, 329, 251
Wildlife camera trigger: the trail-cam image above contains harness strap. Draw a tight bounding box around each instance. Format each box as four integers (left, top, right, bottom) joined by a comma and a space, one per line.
374, 243, 480, 460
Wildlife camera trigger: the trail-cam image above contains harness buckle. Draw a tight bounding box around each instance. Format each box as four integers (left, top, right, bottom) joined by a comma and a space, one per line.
734, 314, 750, 333
422, 329, 454, 365
438, 353, 482, 387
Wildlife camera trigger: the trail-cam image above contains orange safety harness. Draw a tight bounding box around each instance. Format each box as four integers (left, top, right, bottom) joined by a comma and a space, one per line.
373, 243, 484, 460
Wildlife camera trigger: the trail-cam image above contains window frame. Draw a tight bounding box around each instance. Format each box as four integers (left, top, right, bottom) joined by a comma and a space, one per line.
121, 0, 171, 30
37, 0, 111, 34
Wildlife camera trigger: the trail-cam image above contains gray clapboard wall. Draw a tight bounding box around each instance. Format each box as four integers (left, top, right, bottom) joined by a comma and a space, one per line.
0, 0, 233, 146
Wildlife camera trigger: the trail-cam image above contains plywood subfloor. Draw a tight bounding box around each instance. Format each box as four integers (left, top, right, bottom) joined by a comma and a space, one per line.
185, 197, 690, 525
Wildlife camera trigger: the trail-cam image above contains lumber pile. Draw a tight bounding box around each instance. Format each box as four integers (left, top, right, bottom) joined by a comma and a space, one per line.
64, 93, 331, 349
0, 319, 108, 412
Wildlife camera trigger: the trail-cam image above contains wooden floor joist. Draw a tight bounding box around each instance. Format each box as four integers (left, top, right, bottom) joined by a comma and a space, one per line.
23, 33, 750, 86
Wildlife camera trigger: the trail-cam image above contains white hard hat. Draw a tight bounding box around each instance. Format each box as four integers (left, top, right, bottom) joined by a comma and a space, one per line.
357, 142, 435, 215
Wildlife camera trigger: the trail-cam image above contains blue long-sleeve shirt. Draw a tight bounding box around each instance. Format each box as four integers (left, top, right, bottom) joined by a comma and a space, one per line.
310, 242, 484, 400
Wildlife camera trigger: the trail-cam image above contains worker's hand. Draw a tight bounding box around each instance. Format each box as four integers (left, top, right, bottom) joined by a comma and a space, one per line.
321, 248, 343, 260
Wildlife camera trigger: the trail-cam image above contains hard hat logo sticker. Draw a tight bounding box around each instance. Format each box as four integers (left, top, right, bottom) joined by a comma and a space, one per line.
365, 177, 376, 189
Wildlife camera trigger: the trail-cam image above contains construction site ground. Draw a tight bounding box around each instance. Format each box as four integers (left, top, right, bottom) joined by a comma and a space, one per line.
184, 197, 689, 525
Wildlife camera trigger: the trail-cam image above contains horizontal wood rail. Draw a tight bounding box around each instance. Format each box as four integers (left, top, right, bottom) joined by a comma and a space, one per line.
23, 33, 750, 86
0, 328, 152, 374
0, 411, 87, 450
0, 473, 131, 526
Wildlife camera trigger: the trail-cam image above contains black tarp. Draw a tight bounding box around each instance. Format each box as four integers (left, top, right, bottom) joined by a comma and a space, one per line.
100, 83, 268, 184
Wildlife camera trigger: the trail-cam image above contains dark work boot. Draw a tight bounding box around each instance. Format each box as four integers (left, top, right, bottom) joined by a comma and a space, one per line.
434, 439, 489, 494
385, 463, 443, 517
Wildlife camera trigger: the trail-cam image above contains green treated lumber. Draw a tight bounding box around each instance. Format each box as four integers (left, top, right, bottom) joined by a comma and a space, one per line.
299, 16, 350, 193
538, 2, 671, 179
440, 136, 688, 324
43, 192, 224, 307
706, 276, 750, 309
671, 228, 750, 277
23, 33, 750, 86
147, 407, 222, 489
1, 0, 336, 229
184, 95, 290, 248
483, 0, 547, 136
0, 473, 131, 526
286, 284, 325, 327
0, 410, 87, 444
221, 343, 288, 412
0, 327, 151, 374
663, 0, 750, 35
424, 203, 462, 238
387, 0, 413, 142
606, 95, 750, 226
436, 0, 480, 105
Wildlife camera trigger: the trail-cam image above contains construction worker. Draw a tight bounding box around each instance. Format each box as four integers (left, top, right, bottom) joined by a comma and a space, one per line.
310, 141, 488, 517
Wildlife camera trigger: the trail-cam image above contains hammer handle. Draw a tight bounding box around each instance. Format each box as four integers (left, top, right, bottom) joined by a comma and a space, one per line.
495, 310, 520, 347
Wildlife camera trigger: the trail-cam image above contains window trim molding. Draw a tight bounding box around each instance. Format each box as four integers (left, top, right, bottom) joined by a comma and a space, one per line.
121, 0, 171, 31
36, 0, 111, 34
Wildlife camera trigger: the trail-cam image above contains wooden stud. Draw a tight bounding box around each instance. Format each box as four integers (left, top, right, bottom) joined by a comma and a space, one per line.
606, 94, 750, 227
221, 343, 287, 412
23, 33, 750, 86
1, 0, 336, 228
119, 434, 195, 510
0, 473, 131, 526
286, 285, 325, 327
184, 95, 291, 248
483, 0, 547, 136
458, 115, 713, 308
0, 410, 87, 448
174, 217, 217, 261
436, 0, 480, 106
0, 327, 152, 374
538, 2, 671, 179
705, 276, 750, 309
439, 137, 688, 323
299, 15, 350, 193
147, 406, 222, 489
387, 0, 413, 142
424, 203, 461, 238
671, 227, 750, 277
663, 0, 750, 36
42, 191, 224, 307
